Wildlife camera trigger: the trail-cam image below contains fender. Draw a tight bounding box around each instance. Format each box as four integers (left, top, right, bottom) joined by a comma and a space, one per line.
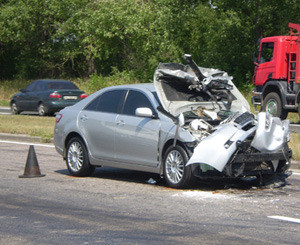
295, 85, 300, 105
262, 80, 295, 109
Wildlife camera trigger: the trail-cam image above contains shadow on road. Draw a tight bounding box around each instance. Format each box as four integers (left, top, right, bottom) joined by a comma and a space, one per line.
55, 167, 290, 191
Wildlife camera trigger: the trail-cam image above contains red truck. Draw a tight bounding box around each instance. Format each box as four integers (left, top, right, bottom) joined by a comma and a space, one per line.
252, 23, 300, 119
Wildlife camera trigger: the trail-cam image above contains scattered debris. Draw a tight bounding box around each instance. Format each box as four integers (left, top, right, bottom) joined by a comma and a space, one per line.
146, 178, 157, 185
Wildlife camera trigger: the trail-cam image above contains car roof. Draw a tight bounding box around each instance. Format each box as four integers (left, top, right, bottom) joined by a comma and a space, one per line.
110, 83, 155, 92
33, 79, 72, 83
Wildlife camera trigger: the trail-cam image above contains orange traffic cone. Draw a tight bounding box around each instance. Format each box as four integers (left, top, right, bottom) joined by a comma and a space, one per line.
19, 145, 45, 178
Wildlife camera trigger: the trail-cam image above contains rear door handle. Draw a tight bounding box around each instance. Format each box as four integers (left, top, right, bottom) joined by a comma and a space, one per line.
80, 115, 88, 121
116, 120, 125, 126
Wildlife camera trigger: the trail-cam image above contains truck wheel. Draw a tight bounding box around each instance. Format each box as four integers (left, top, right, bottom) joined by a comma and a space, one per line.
262, 92, 287, 120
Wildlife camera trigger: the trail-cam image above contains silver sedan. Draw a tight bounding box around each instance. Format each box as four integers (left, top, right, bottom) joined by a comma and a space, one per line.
54, 57, 291, 188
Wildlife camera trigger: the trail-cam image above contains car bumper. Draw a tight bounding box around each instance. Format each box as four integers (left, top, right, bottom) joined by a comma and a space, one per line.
191, 148, 292, 178
45, 100, 81, 112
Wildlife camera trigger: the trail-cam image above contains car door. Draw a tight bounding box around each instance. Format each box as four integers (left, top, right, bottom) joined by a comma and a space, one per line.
114, 90, 160, 167
78, 89, 126, 160
33, 81, 46, 109
255, 42, 276, 86
17, 81, 38, 110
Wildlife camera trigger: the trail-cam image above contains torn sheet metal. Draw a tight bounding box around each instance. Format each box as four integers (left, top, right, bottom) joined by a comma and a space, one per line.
153, 57, 291, 178
186, 123, 256, 172
186, 112, 290, 173
154, 63, 250, 117
251, 112, 289, 152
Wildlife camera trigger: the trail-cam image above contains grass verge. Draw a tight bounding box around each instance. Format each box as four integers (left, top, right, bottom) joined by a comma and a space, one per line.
0, 115, 55, 142
290, 133, 300, 161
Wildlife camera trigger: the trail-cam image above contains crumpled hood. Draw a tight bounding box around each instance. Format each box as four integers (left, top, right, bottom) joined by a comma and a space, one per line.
154, 63, 250, 117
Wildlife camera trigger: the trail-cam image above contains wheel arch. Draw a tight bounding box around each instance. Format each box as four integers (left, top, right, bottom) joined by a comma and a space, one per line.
262, 81, 287, 105
162, 139, 189, 159
296, 90, 300, 104
64, 132, 87, 159
160, 139, 191, 176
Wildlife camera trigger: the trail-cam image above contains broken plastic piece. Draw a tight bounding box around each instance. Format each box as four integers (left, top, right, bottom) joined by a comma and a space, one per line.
146, 178, 157, 185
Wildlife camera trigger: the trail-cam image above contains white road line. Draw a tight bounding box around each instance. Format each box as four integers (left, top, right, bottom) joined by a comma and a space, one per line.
0, 140, 54, 148
268, 216, 300, 224
293, 172, 300, 176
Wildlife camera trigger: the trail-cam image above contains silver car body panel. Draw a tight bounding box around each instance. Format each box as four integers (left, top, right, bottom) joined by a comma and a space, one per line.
251, 112, 289, 152
114, 113, 161, 167
186, 123, 256, 172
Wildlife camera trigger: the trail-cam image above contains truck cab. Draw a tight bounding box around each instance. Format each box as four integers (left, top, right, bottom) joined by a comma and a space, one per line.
252, 23, 300, 119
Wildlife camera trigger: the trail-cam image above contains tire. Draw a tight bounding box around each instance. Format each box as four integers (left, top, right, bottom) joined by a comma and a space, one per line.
11, 102, 21, 114
262, 92, 288, 120
163, 145, 194, 189
66, 137, 95, 177
38, 103, 48, 116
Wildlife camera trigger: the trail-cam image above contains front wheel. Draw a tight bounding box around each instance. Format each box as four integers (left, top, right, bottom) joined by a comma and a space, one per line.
163, 145, 194, 188
11, 102, 21, 114
66, 137, 95, 177
262, 92, 287, 120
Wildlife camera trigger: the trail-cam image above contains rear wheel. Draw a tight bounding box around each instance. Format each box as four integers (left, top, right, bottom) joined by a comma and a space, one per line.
163, 145, 194, 188
262, 92, 287, 120
11, 102, 21, 114
38, 103, 48, 116
66, 137, 95, 177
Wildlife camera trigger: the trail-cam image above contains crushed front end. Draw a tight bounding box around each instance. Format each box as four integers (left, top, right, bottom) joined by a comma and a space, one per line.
186, 111, 291, 179
154, 54, 292, 181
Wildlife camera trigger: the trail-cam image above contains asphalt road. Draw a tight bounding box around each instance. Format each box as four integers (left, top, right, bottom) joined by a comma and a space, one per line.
0, 140, 300, 244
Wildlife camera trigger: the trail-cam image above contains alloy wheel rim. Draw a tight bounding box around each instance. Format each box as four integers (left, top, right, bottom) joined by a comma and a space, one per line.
166, 150, 184, 184
266, 99, 277, 115
38, 105, 44, 115
67, 142, 83, 172
12, 103, 17, 113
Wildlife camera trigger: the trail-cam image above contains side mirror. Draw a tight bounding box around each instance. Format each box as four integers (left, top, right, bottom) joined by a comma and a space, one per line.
20, 89, 26, 93
135, 107, 156, 118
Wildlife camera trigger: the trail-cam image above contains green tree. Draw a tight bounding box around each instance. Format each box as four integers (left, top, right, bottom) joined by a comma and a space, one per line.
0, 0, 83, 78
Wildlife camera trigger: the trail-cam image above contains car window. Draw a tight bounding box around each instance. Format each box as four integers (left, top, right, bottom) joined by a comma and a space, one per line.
260, 42, 274, 64
122, 90, 154, 116
85, 90, 126, 113
35, 82, 45, 91
25, 81, 38, 92
47, 81, 78, 90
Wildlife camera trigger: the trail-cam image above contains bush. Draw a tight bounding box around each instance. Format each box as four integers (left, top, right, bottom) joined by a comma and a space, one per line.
76, 68, 140, 95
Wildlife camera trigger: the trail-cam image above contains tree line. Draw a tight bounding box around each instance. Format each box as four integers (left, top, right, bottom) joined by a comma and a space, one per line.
0, 0, 299, 88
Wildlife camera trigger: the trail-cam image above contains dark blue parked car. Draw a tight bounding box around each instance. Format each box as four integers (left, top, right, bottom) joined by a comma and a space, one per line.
10, 79, 87, 116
